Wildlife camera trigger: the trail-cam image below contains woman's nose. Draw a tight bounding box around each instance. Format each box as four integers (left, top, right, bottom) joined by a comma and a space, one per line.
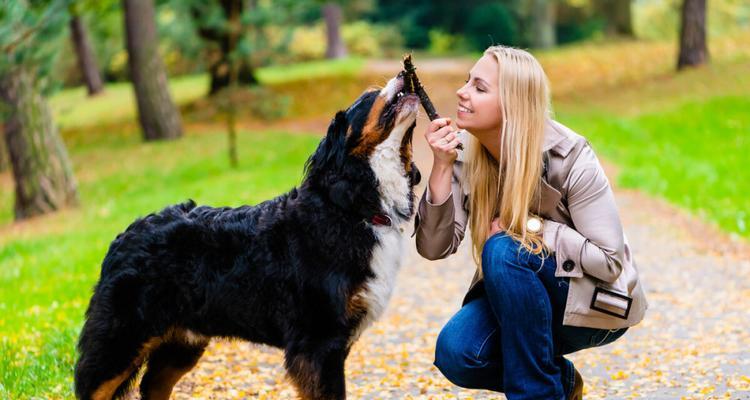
456, 85, 468, 99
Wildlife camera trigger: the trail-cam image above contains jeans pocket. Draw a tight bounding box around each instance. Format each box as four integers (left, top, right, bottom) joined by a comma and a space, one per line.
589, 327, 628, 347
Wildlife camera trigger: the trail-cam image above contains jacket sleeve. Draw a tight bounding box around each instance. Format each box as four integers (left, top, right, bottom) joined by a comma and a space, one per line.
542, 143, 626, 283
414, 161, 468, 260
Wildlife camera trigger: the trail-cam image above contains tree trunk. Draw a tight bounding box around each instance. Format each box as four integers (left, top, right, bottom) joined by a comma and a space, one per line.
123, 0, 183, 141
323, 2, 347, 59
595, 0, 634, 37
69, 15, 104, 96
0, 68, 78, 220
192, 0, 258, 95
0, 129, 8, 172
677, 0, 709, 70
529, 0, 556, 49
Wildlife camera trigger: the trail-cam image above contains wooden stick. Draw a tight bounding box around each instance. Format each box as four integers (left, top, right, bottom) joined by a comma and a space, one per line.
402, 54, 463, 150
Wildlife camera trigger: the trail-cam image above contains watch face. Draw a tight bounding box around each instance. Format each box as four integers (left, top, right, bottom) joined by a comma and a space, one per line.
527, 217, 542, 233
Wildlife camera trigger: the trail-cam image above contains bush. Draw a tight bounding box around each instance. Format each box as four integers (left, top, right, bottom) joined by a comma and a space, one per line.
427, 29, 470, 55
288, 21, 403, 61
465, 3, 518, 50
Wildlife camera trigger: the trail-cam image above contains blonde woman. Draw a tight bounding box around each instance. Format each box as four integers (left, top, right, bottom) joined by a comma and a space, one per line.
415, 46, 647, 400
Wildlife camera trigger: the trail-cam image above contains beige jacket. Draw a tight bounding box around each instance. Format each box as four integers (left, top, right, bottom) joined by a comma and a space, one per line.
414, 119, 647, 329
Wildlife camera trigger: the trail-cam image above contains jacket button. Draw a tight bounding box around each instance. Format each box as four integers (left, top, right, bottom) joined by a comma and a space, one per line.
562, 260, 576, 272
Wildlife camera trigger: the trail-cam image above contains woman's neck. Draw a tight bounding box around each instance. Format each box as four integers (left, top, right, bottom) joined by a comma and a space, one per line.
471, 128, 501, 162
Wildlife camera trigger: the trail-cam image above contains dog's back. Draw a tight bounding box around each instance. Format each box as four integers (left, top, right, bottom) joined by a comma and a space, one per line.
74, 198, 295, 399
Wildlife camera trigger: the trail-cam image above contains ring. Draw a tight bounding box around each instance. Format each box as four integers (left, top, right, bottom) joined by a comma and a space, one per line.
440, 139, 447, 145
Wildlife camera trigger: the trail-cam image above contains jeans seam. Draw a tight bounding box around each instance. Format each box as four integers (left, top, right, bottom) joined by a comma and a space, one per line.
475, 327, 497, 360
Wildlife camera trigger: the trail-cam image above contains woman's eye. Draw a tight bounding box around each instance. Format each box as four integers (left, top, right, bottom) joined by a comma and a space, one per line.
476, 87, 485, 93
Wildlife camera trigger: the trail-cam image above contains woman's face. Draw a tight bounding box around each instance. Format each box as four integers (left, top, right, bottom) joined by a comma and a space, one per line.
455, 54, 502, 134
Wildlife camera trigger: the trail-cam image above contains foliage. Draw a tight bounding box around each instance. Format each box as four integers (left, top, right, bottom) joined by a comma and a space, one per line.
289, 20, 402, 61
0, 0, 70, 94
465, 2, 518, 49
427, 29, 470, 55
634, 0, 750, 40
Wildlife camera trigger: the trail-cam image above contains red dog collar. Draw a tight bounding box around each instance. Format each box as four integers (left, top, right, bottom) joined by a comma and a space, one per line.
371, 214, 392, 227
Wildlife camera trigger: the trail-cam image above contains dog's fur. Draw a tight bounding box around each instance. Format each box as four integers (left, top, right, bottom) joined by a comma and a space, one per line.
74, 74, 421, 400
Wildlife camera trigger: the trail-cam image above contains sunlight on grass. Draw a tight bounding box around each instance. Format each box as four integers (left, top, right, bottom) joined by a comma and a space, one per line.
50, 57, 365, 131
561, 98, 749, 237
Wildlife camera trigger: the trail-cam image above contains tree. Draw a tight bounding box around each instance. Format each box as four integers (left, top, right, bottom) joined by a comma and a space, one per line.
0, 131, 8, 172
69, 11, 104, 95
189, 0, 258, 95
0, 1, 79, 220
123, 0, 183, 140
677, 0, 709, 70
528, 0, 557, 49
323, 2, 347, 59
594, 0, 634, 37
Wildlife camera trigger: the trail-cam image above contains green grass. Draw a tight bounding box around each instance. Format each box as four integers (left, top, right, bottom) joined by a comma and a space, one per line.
0, 129, 321, 398
555, 60, 750, 239
3, 32, 750, 397
50, 57, 365, 130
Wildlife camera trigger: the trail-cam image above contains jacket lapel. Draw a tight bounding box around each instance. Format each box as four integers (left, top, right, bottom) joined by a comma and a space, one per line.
533, 120, 565, 216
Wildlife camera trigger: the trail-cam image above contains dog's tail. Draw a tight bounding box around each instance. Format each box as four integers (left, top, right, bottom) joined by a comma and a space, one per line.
74, 271, 148, 399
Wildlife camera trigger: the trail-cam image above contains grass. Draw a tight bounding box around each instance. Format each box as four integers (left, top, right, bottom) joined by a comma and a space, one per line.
2, 32, 750, 398
553, 57, 750, 239
50, 57, 365, 130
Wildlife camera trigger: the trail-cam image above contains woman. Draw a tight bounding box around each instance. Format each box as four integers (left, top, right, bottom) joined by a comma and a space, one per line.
414, 46, 648, 400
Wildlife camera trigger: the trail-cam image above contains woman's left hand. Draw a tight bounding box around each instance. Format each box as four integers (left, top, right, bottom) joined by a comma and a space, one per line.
488, 217, 505, 239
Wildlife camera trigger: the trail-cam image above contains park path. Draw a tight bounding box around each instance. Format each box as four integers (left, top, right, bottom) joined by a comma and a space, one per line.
174, 59, 750, 399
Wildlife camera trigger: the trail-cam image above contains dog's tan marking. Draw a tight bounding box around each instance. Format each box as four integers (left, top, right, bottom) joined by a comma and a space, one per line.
345, 286, 369, 320
91, 368, 134, 400
400, 139, 413, 173
286, 356, 317, 400
351, 96, 386, 157
90, 337, 162, 400
141, 356, 203, 400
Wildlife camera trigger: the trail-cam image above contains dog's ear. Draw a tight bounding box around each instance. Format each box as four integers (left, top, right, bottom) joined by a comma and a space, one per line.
304, 111, 348, 178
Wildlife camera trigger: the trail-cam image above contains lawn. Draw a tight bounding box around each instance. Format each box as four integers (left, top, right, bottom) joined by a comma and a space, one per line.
555, 59, 750, 239
2, 33, 750, 398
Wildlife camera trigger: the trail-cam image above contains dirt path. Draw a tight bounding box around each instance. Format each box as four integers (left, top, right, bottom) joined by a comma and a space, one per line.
174, 60, 750, 399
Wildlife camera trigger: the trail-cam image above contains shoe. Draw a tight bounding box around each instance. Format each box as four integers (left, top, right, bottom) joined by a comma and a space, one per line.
567, 368, 584, 400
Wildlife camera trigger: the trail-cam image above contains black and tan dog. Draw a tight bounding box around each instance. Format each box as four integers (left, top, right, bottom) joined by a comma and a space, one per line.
74, 72, 422, 400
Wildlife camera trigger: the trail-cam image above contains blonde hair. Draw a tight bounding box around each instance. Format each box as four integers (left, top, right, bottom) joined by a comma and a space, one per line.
463, 45, 552, 267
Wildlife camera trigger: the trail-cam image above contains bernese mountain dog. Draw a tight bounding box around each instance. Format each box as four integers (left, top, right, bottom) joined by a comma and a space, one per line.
74, 71, 422, 400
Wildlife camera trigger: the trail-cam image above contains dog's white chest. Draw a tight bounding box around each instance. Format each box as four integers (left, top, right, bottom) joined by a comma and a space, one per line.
350, 227, 404, 343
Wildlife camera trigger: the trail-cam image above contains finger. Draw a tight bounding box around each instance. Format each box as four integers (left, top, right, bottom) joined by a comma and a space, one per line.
445, 136, 462, 149
429, 117, 452, 131
429, 127, 454, 145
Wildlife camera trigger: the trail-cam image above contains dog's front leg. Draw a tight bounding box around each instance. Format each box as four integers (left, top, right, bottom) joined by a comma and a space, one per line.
285, 345, 348, 400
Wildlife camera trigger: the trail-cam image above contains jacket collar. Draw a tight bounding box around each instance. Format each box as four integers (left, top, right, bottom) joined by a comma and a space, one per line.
534, 119, 567, 216
542, 119, 575, 157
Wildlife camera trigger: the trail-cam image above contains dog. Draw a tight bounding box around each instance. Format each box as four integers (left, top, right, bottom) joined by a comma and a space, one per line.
74, 71, 422, 400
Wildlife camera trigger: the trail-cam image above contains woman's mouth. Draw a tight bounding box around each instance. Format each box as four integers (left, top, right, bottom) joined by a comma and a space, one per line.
458, 104, 473, 114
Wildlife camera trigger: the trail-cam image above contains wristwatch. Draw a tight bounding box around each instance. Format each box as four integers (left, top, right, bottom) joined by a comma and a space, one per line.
526, 216, 543, 234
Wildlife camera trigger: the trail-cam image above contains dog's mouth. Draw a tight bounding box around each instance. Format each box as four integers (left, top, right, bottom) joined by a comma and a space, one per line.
391, 73, 420, 117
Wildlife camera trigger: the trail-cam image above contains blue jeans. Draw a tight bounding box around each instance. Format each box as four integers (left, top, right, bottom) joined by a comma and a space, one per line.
434, 233, 628, 400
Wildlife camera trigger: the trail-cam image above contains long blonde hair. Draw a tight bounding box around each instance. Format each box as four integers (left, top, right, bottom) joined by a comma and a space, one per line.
464, 46, 552, 267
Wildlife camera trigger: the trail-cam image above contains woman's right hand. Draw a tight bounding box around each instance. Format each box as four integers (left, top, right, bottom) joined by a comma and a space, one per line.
425, 117, 461, 166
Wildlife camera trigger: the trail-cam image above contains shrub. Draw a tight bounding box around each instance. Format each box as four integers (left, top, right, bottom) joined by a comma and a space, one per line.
465, 3, 518, 50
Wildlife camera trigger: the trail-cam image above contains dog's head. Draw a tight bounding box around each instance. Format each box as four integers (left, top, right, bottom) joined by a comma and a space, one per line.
304, 72, 422, 221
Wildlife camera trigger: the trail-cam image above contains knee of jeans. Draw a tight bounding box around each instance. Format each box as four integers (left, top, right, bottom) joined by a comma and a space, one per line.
434, 328, 486, 387
481, 234, 517, 279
